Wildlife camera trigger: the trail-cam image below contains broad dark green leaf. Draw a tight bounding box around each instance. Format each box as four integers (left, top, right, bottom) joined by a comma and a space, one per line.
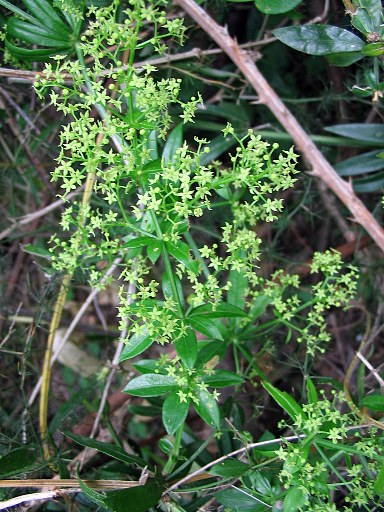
210, 459, 249, 478
123, 374, 178, 397
189, 302, 247, 319
195, 341, 227, 369
334, 150, 384, 176
174, 328, 197, 369
0, 0, 45, 27
283, 487, 308, 512
166, 240, 198, 274
194, 389, 220, 428
162, 123, 183, 164
327, 51, 364, 67
204, 370, 244, 388
250, 295, 270, 320
188, 316, 224, 341
64, 432, 146, 467
350, 2, 382, 34
146, 239, 162, 264
119, 329, 154, 361
324, 124, 384, 144
22, 243, 51, 258
273, 25, 365, 56
103, 479, 163, 512
262, 381, 306, 422
133, 359, 161, 374
353, 171, 384, 193
0, 447, 39, 478
255, 0, 302, 15
360, 393, 384, 411
162, 391, 190, 435
215, 486, 262, 511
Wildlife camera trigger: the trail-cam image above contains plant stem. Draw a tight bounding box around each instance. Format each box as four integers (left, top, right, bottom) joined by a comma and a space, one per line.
163, 425, 184, 474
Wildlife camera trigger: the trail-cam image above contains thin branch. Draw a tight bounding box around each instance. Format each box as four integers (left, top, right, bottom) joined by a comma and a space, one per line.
174, 0, 384, 254
28, 257, 122, 407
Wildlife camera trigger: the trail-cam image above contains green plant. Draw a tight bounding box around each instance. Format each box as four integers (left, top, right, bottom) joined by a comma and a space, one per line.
1, 1, 384, 511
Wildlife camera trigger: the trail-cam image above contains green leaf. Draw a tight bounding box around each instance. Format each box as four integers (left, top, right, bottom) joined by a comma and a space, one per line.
174, 328, 197, 369
262, 381, 305, 422
64, 432, 146, 467
374, 465, 384, 496
306, 377, 318, 404
146, 239, 162, 264
162, 272, 185, 309
21, 0, 70, 32
250, 295, 270, 320
7, 18, 70, 46
255, 0, 302, 15
123, 236, 156, 249
0, 0, 46, 27
78, 476, 107, 509
22, 243, 51, 258
195, 341, 227, 369
210, 459, 249, 478
162, 123, 183, 164
360, 393, 384, 411
123, 374, 178, 397
215, 486, 263, 511
133, 359, 161, 374
188, 316, 224, 341
0, 447, 40, 478
284, 487, 308, 512
350, 3, 382, 35
204, 370, 244, 388
5, 38, 69, 60
162, 391, 190, 435
273, 25, 365, 56
353, 171, 384, 193
200, 133, 238, 166
324, 123, 384, 144
166, 240, 198, 274
194, 389, 220, 428
228, 270, 248, 310
189, 302, 247, 319
334, 150, 384, 176
103, 479, 163, 512
119, 329, 154, 362
326, 51, 364, 67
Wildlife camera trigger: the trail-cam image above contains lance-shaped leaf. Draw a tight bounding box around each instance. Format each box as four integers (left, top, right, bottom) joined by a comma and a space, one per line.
162, 391, 190, 435
124, 374, 178, 397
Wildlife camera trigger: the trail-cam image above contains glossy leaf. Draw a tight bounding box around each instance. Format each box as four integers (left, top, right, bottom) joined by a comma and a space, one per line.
162, 123, 183, 164
162, 391, 190, 435
119, 329, 154, 361
189, 302, 247, 319
194, 389, 220, 428
200, 133, 238, 165
210, 459, 249, 478
273, 25, 365, 56
174, 328, 197, 369
327, 51, 364, 67
64, 432, 146, 467
5, 38, 69, 60
353, 171, 384, 193
334, 150, 384, 176
123, 236, 156, 249
262, 381, 305, 422
324, 123, 384, 144
204, 370, 244, 388
0, 0, 45, 27
0, 447, 39, 478
188, 316, 224, 341
146, 239, 162, 264
360, 393, 384, 411
7, 19, 70, 46
350, 2, 382, 34
255, 0, 302, 15
123, 374, 178, 397
103, 479, 163, 512
306, 377, 318, 404
216, 486, 263, 511
133, 359, 162, 374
